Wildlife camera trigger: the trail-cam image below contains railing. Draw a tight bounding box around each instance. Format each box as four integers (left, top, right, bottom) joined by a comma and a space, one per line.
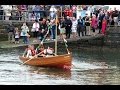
0, 8, 66, 22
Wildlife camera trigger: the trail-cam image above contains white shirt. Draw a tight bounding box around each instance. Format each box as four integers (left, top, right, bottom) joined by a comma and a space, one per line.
15, 32, 19, 38
2, 5, 12, 16
72, 20, 77, 29
44, 49, 53, 55
26, 50, 32, 58
72, 20, 77, 32
32, 22, 40, 32
21, 25, 29, 36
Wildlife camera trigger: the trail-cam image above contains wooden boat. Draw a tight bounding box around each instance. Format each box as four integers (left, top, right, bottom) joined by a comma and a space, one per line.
19, 13, 72, 69
19, 54, 72, 69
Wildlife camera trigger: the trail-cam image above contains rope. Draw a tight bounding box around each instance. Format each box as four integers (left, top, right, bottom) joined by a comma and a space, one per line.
62, 35, 70, 54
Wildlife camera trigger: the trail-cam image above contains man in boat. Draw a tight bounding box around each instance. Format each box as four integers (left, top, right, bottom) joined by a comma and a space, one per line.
44, 46, 54, 57
36, 44, 54, 57
36, 44, 46, 57
26, 45, 36, 58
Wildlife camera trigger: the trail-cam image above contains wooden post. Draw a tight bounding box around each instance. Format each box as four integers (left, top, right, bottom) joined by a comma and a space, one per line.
61, 6, 62, 18
55, 14, 57, 55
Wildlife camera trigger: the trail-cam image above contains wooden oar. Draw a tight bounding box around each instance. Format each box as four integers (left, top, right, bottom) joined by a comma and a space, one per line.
35, 28, 50, 50
21, 52, 43, 65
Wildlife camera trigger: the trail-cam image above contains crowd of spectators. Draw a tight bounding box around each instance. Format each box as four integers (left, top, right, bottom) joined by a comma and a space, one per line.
3, 5, 120, 44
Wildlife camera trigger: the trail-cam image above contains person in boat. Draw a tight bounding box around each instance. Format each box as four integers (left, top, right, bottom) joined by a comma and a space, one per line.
36, 44, 54, 57
26, 45, 36, 58
36, 44, 46, 57
43, 46, 54, 56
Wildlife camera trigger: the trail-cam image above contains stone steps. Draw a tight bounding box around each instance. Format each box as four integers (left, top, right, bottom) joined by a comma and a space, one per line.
105, 27, 120, 47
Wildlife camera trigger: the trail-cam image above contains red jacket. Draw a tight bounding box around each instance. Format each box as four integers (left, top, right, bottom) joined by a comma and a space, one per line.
64, 9, 73, 17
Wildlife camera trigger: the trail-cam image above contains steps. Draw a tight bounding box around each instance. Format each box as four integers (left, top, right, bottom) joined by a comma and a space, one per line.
104, 26, 120, 47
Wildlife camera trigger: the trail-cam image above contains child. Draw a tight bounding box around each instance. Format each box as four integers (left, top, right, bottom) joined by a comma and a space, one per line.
14, 27, 20, 44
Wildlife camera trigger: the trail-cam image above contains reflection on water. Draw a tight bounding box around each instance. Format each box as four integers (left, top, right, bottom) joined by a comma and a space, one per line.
0, 46, 120, 85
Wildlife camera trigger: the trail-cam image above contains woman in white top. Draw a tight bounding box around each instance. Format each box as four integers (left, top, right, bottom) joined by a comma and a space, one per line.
21, 22, 29, 44
72, 17, 77, 39
31, 20, 40, 39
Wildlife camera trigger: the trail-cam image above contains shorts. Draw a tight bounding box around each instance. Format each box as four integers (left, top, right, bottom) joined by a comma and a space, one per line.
60, 28, 65, 34
15, 38, 19, 41
114, 17, 118, 23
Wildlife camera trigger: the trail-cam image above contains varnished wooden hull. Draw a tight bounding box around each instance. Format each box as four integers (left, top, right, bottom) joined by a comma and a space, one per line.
19, 54, 72, 69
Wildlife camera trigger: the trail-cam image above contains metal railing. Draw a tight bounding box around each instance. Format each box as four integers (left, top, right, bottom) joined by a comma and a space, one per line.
0, 8, 68, 22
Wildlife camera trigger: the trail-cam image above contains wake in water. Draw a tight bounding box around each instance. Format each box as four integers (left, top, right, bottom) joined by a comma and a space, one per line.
72, 60, 110, 71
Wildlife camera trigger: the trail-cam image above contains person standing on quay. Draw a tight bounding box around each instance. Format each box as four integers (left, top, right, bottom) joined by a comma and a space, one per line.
102, 17, 107, 35
50, 19, 56, 40
98, 11, 105, 34
6, 23, 15, 43
77, 16, 84, 37
39, 18, 47, 41
85, 15, 91, 36
71, 17, 77, 39
31, 20, 40, 42
91, 15, 98, 36
59, 17, 66, 40
21, 22, 29, 44
14, 27, 20, 44
65, 16, 72, 39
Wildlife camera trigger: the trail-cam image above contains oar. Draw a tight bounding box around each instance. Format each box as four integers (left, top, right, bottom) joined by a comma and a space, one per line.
35, 28, 50, 50
21, 52, 43, 65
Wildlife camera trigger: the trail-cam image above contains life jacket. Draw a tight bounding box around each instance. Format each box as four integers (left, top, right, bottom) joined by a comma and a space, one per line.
27, 48, 36, 56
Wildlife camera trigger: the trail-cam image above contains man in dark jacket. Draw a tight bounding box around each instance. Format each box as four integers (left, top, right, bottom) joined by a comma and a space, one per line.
77, 16, 84, 37
64, 16, 72, 39
39, 18, 47, 41
98, 11, 105, 33
6, 23, 15, 43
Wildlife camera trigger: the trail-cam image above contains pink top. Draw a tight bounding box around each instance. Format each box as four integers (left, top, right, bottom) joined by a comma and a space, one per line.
91, 17, 98, 28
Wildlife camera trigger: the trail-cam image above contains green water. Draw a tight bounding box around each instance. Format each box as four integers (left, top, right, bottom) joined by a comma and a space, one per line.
0, 46, 120, 85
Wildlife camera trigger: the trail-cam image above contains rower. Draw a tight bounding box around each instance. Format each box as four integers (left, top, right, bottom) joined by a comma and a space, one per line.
26, 45, 36, 58
36, 44, 54, 57
36, 44, 46, 57
44, 46, 54, 57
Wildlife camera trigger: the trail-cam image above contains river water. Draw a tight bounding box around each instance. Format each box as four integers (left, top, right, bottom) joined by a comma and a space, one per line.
0, 45, 120, 85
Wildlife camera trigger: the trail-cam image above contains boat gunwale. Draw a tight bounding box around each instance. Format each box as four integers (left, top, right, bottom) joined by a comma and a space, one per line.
19, 53, 72, 60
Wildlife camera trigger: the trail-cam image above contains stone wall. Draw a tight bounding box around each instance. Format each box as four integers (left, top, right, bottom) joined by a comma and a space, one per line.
104, 26, 120, 47
0, 21, 105, 47
0, 21, 34, 41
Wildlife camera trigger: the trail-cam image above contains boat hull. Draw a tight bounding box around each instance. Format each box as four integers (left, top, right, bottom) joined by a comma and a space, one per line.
19, 54, 72, 69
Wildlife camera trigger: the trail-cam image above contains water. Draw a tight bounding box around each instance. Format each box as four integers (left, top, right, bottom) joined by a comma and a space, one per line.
0, 46, 120, 85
